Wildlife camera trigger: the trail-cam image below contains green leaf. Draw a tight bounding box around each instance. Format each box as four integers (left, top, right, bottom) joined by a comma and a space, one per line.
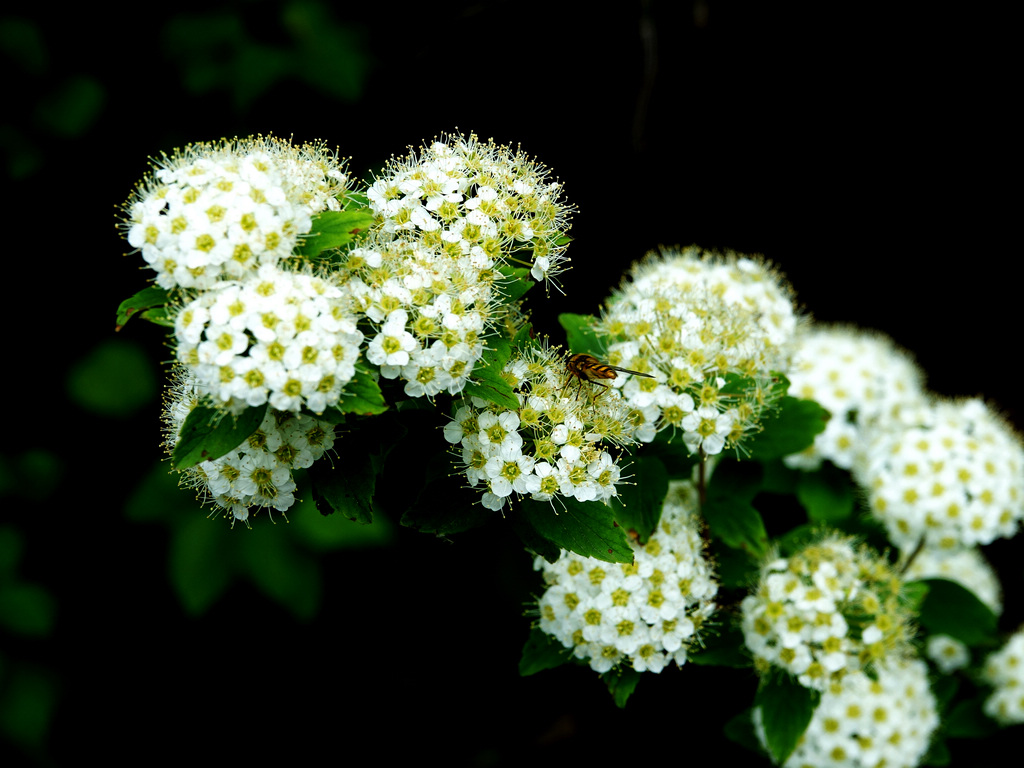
36, 74, 104, 137
509, 508, 563, 564
602, 666, 642, 708
516, 497, 634, 564
67, 339, 157, 417
496, 264, 534, 304
297, 209, 375, 257
609, 454, 668, 543
723, 709, 764, 757
240, 525, 321, 621
776, 523, 823, 557
116, 286, 169, 330
645, 434, 701, 478
335, 362, 388, 415
0, 527, 22, 578
0, 665, 58, 749
900, 579, 929, 615
760, 458, 800, 495
399, 452, 493, 535
519, 627, 572, 676
796, 462, 856, 523
688, 623, 750, 668
172, 403, 268, 470
290, 494, 395, 550
915, 578, 998, 646
169, 517, 233, 615
712, 544, 760, 588
0, 583, 55, 636
944, 696, 997, 739
309, 408, 409, 525
309, 450, 376, 524
930, 673, 959, 712
745, 396, 830, 461
703, 460, 769, 557
755, 673, 820, 765
461, 335, 520, 410
558, 313, 603, 355
140, 306, 174, 328
922, 738, 951, 767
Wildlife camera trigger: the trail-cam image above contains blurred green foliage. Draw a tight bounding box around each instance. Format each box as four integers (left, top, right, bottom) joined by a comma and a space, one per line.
125, 462, 395, 618
0, 524, 57, 755
1, 0, 370, 180
66, 339, 157, 418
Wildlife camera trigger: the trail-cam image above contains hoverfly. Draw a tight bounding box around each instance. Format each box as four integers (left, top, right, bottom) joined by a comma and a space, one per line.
563, 353, 654, 399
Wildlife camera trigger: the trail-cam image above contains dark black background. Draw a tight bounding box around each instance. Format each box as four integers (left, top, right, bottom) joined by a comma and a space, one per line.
3, 1, 1019, 764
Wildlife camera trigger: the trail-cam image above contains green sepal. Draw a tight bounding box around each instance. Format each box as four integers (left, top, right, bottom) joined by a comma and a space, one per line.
518, 627, 573, 676
172, 403, 268, 470
703, 459, 769, 558
558, 313, 603, 355
296, 209, 375, 258
602, 666, 642, 708
755, 671, 820, 766
914, 577, 998, 646
515, 497, 634, 565
461, 335, 519, 410
608, 453, 668, 543
116, 286, 170, 330
745, 396, 829, 461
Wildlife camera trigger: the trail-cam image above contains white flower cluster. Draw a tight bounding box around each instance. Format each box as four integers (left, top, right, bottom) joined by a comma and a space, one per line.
341, 237, 497, 398
595, 247, 797, 455
983, 628, 1024, 724
125, 136, 349, 291
175, 263, 363, 415
855, 398, 1024, 550
534, 482, 718, 673
740, 534, 914, 692
784, 325, 925, 470
755, 658, 938, 768
123, 138, 363, 523
164, 370, 336, 526
443, 345, 639, 511
367, 132, 573, 289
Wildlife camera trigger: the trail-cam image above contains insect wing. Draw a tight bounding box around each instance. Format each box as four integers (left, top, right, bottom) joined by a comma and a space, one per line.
603, 364, 653, 379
